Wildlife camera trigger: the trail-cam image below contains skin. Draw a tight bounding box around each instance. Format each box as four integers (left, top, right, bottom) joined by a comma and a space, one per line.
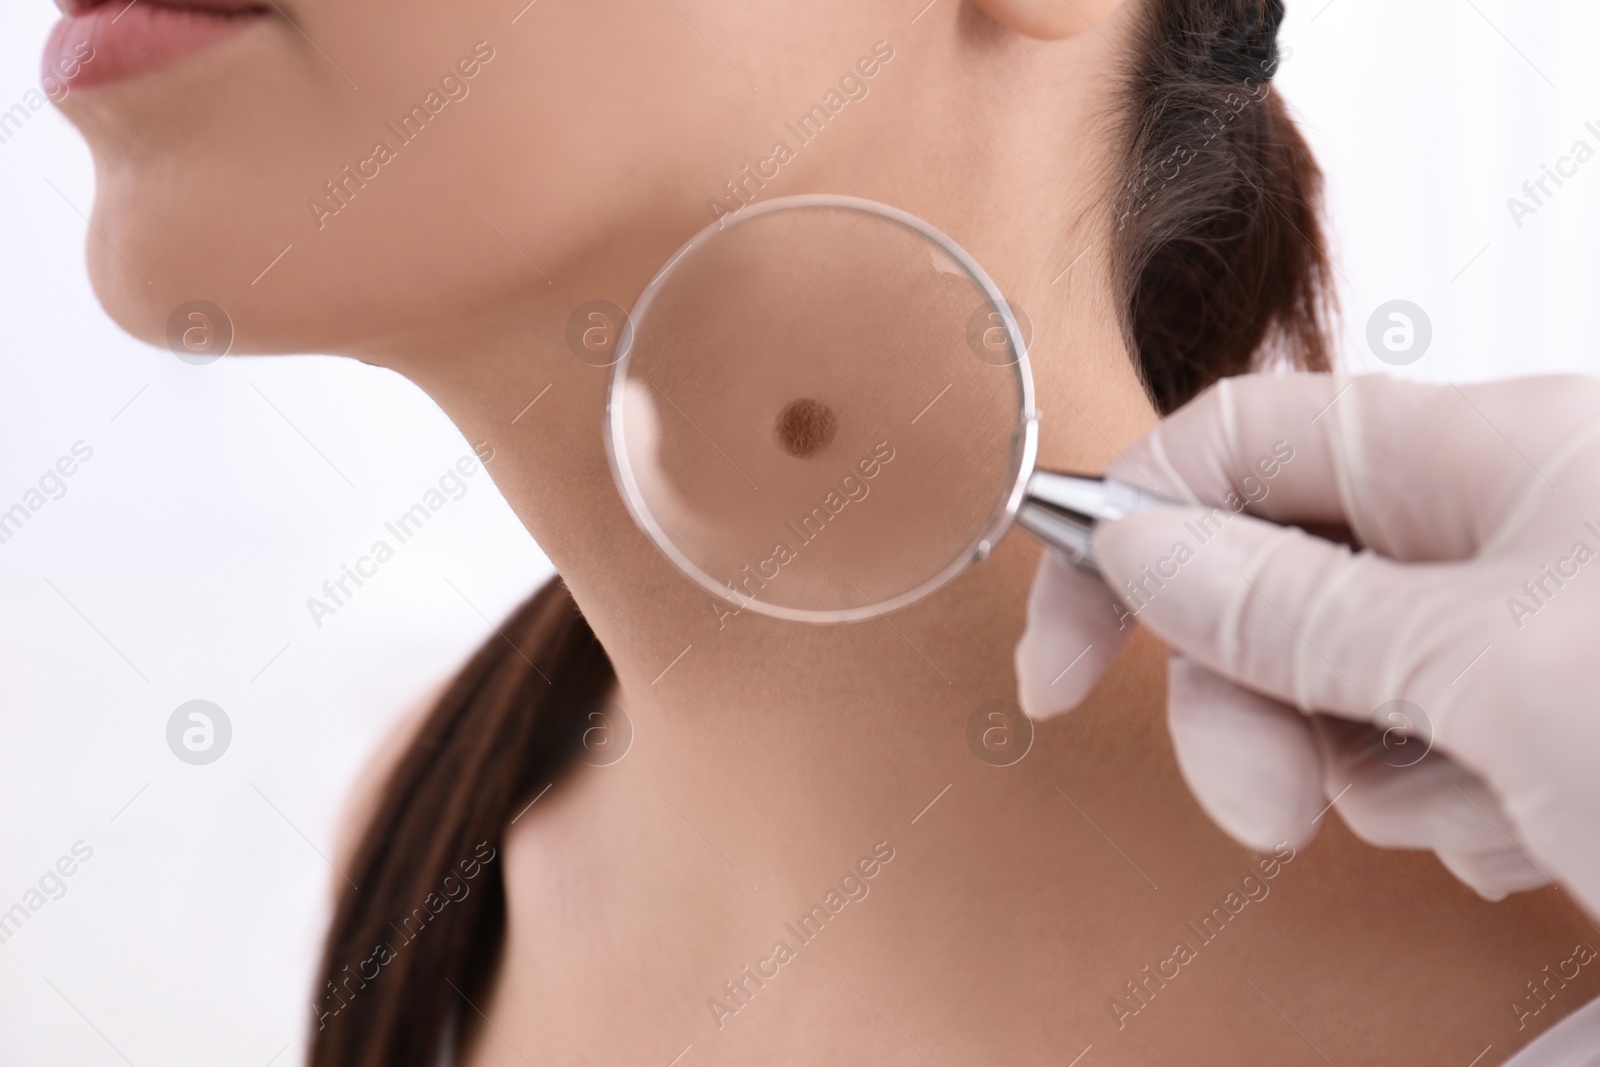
55, 0, 1600, 1062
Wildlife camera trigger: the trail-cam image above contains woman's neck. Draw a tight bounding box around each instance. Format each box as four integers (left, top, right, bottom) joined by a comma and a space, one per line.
340, 53, 1324, 1053
377, 210, 1156, 817
359, 88, 1161, 807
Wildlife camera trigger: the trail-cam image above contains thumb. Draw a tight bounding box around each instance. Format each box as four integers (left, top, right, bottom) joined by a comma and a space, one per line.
1093, 503, 1451, 724
1015, 547, 1132, 719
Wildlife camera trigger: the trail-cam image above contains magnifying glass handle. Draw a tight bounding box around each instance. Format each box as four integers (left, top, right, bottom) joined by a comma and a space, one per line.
1016, 471, 1179, 570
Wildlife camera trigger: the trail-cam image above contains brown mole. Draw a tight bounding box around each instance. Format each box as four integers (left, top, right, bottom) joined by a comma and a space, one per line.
775, 398, 837, 458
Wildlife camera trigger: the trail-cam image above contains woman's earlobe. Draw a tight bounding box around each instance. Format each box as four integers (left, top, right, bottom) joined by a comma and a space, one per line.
968, 0, 1130, 41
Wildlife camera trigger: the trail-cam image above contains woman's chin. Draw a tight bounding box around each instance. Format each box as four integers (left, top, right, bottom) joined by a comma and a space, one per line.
77, 163, 370, 358
82, 233, 312, 360
79, 200, 231, 355
81, 232, 174, 351
76, 186, 512, 362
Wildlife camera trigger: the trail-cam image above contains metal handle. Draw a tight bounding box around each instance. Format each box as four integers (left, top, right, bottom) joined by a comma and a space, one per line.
1015, 471, 1177, 570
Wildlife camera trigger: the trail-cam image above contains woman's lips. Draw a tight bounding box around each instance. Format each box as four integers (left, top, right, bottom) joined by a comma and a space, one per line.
44, 0, 270, 91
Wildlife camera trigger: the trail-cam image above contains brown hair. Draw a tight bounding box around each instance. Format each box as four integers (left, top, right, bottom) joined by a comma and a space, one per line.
309, 3, 1333, 1063
309, 580, 612, 1065
1114, 0, 1332, 412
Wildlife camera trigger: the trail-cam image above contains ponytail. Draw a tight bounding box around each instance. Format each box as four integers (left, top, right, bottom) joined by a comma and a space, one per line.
308, 578, 614, 1067
1113, 0, 1334, 414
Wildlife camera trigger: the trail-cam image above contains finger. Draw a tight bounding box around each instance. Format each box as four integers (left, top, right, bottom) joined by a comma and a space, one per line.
1106, 373, 1600, 561
1093, 504, 1474, 721
1315, 716, 1523, 854
1166, 657, 1325, 852
1015, 548, 1131, 719
1094, 502, 1491, 723
1313, 718, 1550, 900
1435, 848, 1553, 902
1105, 374, 1351, 525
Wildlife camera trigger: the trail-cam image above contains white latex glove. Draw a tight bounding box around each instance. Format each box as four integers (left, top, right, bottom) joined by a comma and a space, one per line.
1016, 372, 1600, 916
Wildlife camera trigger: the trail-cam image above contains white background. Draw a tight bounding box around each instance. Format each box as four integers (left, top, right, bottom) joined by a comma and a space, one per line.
2, 2, 1598, 1064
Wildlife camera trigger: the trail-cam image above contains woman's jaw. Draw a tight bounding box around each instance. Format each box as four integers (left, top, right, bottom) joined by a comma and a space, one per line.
47, 0, 1142, 358
49, 0, 1162, 720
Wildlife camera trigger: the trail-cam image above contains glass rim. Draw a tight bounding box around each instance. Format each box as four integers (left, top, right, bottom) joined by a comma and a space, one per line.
603, 192, 1039, 624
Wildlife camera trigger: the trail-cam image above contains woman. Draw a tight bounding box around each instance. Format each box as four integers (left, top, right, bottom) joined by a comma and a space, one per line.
48, 0, 1600, 1062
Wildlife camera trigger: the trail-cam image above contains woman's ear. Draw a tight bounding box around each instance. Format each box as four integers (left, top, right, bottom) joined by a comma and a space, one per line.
968, 0, 1131, 40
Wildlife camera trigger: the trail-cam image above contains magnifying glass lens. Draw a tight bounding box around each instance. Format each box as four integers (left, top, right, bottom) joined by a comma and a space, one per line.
609, 199, 1029, 622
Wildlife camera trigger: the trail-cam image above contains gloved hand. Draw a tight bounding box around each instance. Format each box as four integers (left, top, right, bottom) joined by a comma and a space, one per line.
1015, 372, 1600, 917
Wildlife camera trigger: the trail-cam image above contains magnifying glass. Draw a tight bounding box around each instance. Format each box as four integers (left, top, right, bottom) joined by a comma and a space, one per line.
604, 194, 1172, 624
